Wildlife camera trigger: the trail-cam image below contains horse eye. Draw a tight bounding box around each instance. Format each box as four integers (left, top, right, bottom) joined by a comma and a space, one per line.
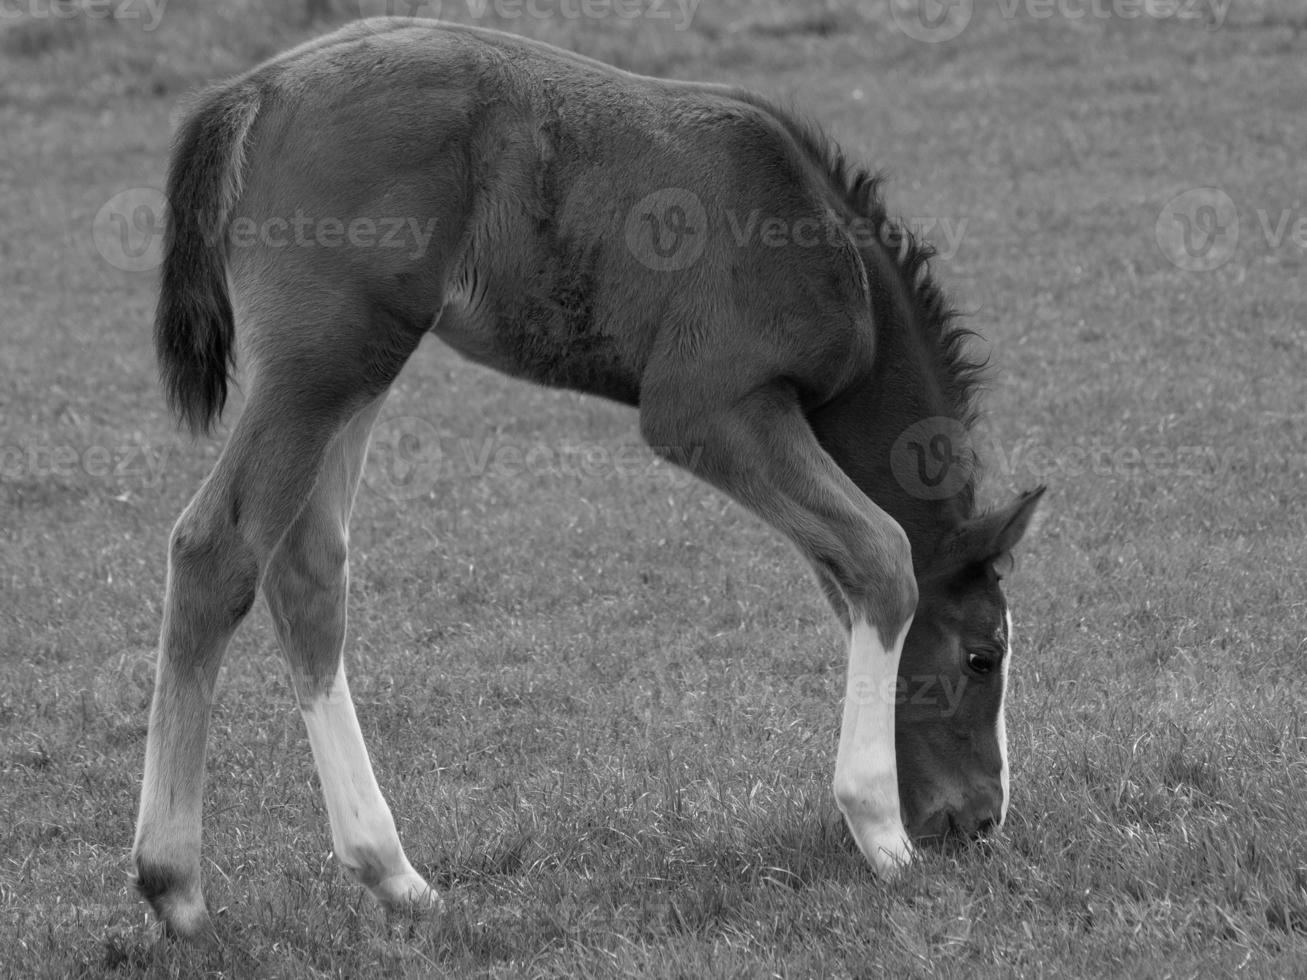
967, 651, 996, 675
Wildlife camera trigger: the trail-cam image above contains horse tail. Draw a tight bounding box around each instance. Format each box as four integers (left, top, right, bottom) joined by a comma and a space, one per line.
154, 80, 263, 436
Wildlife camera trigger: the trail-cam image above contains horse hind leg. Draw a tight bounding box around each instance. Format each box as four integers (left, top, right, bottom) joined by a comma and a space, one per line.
262, 397, 437, 916
133, 392, 339, 937
133, 502, 256, 939
132, 293, 426, 938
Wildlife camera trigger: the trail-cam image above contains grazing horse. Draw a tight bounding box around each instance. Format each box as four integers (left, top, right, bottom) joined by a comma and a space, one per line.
132, 18, 1044, 938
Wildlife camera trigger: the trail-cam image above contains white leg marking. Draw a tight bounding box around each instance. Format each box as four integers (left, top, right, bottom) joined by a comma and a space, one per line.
997, 610, 1013, 824
300, 662, 438, 912
833, 618, 914, 876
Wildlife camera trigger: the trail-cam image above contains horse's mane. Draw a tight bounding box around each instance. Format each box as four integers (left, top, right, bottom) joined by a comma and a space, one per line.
737, 93, 988, 434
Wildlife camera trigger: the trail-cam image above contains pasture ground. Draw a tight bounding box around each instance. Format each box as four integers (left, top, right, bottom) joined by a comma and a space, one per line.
2, 0, 1306, 976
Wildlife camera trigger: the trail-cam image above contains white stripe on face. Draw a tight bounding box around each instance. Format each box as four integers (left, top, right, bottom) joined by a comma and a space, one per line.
833, 618, 914, 876
997, 609, 1013, 824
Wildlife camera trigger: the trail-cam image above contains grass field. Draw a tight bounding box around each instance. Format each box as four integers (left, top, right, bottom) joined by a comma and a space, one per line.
3, 0, 1307, 976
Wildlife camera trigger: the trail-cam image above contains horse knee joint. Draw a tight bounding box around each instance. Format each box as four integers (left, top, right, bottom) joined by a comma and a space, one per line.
846, 526, 917, 636
169, 513, 259, 626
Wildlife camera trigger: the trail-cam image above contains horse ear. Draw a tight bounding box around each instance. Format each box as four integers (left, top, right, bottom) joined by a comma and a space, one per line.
939, 486, 1046, 578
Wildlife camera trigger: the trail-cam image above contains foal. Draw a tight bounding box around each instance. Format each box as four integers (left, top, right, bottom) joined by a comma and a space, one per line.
133, 18, 1043, 937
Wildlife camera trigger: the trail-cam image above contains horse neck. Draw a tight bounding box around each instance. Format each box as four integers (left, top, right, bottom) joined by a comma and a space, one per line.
806, 325, 971, 570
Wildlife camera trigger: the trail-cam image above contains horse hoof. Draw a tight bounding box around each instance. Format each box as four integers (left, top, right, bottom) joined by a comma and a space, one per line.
135, 862, 214, 941
374, 871, 442, 916
845, 819, 914, 879
870, 835, 915, 879
155, 896, 215, 942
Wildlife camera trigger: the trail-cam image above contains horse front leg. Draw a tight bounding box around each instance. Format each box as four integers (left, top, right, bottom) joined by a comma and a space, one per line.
640, 382, 918, 875
832, 617, 915, 873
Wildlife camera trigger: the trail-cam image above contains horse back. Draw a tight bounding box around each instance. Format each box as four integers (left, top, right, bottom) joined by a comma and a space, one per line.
220, 19, 876, 407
